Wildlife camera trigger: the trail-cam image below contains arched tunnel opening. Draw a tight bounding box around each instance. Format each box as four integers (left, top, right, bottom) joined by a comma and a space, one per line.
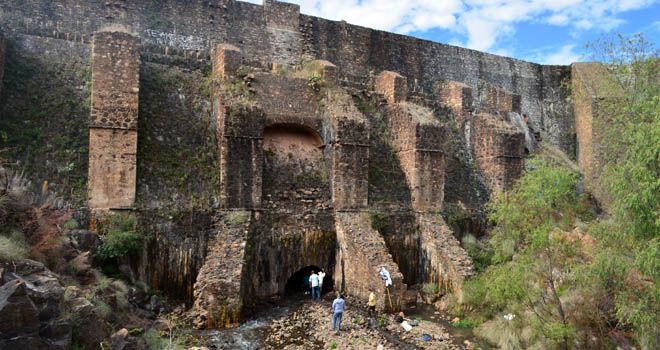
284, 265, 334, 298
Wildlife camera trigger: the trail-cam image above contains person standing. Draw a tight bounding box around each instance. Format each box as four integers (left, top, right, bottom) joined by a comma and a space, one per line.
303, 272, 310, 295
331, 293, 345, 334
318, 269, 326, 292
309, 270, 320, 301
367, 289, 377, 316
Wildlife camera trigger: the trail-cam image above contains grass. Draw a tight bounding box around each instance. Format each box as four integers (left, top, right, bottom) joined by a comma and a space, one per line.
0, 234, 28, 262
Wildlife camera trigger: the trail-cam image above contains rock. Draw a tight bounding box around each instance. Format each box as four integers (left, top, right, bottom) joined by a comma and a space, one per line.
69, 229, 101, 252
452, 317, 460, 323
110, 328, 129, 350
0, 260, 72, 349
69, 252, 92, 273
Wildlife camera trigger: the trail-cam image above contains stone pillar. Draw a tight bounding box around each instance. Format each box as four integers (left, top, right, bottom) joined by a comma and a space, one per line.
374, 71, 408, 104
381, 79, 474, 297
387, 104, 446, 212
571, 63, 621, 197
192, 47, 265, 329
480, 82, 521, 115
472, 113, 526, 193
212, 44, 242, 79
212, 44, 265, 210
437, 81, 473, 128
88, 30, 140, 210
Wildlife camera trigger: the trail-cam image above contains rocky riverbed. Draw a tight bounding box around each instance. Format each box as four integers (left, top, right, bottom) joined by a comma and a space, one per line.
206, 295, 477, 350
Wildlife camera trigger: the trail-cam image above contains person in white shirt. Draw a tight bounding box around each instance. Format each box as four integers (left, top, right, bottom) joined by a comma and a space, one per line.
379, 266, 392, 287
318, 269, 326, 292
309, 271, 320, 301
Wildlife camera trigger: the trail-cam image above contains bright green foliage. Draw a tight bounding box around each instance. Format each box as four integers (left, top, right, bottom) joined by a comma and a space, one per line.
465, 34, 659, 349
94, 214, 142, 261
464, 153, 592, 349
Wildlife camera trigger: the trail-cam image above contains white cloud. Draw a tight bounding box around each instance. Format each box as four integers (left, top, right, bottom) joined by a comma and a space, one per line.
541, 44, 583, 64
246, 0, 657, 55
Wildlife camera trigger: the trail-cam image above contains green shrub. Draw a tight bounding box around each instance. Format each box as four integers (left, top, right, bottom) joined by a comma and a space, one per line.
142, 329, 169, 350
94, 214, 142, 261
63, 218, 79, 230
421, 282, 439, 295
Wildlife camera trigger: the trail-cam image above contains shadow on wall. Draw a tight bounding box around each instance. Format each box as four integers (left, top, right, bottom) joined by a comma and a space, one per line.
284, 265, 334, 297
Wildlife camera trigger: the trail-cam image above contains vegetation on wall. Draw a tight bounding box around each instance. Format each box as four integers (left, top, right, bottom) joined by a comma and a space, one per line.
0, 43, 91, 206
462, 34, 659, 349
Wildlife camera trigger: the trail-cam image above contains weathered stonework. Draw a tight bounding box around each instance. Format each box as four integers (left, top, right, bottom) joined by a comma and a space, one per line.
472, 113, 526, 193
375, 71, 408, 104
212, 44, 242, 79
193, 211, 253, 329
571, 63, 621, 196
379, 75, 474, 298
0, 29, 6, 98
0, 0, 595, 332
88, 129, 137, 209
437, 81, 473, 127
88, 30, 140, 209
335, 212, 407, 310
479, 81, 521, 115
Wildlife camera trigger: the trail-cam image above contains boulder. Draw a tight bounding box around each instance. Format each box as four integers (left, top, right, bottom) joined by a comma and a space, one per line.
110, 328, 129, 350
0, 259, 72, 349
69, 229, 101, 252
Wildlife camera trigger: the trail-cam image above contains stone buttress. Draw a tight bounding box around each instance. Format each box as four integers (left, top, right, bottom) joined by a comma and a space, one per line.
327, 86, 407, 310
438, 80, 526, 195
571, 62, 621, 203
376, 71, 474, 297
193, 44, 264, 329
88, 29, 140, 210
192, 46, 410, 328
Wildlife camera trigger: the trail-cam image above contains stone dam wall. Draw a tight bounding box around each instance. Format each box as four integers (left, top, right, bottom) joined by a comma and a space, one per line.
0, 0, 604, 329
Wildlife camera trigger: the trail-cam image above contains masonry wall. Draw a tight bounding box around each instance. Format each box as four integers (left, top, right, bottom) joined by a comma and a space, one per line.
0, 0, 574, 156
0, 30, 6, 98
0, 34, 91, 205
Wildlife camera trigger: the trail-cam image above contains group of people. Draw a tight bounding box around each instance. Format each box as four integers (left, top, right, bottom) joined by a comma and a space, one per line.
303, 269, 326, 300
300, 266, 394, 334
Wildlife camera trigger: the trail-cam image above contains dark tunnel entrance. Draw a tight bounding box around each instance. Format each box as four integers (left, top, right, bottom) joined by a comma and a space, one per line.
284, 265, 334, 298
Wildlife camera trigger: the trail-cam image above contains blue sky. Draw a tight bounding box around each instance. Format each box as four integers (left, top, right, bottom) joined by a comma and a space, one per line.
246, 0, 660, 64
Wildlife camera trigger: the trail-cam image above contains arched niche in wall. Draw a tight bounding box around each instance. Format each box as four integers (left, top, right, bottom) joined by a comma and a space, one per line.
261, 123, 331, 209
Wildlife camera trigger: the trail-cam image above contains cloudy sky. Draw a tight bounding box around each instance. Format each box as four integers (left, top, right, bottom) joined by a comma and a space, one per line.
246, 0, 660, 64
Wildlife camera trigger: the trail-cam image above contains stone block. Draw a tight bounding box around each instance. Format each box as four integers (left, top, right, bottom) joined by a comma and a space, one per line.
386, 103, 446, 211
88, 129, 137, 209
375, 71, 408, 104
90, 30, 140, 130
479, 82, 521, 115
437, 81, 473, 124
212, 44, 242, 79
308, 59, 338, 84
334, 212, 407, 311
472, 113, 525, 193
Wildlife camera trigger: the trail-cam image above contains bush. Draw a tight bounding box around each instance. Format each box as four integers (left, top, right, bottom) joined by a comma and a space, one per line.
94, 214, 142, 261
